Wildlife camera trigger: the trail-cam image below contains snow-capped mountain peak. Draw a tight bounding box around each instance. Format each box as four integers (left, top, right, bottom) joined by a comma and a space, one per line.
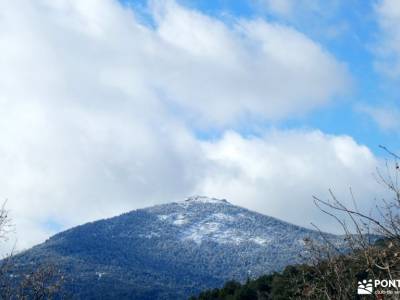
143, 196, 339, 249
15, 196, 345, 299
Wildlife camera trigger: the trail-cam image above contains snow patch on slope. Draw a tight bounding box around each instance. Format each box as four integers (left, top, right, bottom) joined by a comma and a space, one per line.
158, 213, 189, 226
150, 196, 287, 246
250, 237, 270, 245
212, 213, 235, 222
173, 214, 188, 226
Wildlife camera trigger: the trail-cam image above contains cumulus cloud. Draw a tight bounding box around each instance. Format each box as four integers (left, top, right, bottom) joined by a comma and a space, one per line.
374, 0, 400, 78
151, 0, 350, 125
196, 130, 384, 233
0, 0, 359, 250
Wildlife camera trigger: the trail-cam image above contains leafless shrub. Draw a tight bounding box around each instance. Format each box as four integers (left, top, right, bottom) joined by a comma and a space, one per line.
0, 203, 64, 299
299, 146, 400, 299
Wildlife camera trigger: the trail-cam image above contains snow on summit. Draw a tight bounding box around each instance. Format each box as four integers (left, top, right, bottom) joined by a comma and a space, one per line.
182, 195, 230, 204
144, 196, 340, 247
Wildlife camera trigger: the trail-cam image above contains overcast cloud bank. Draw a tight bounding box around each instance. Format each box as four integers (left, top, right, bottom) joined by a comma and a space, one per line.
0, 0, 385, 250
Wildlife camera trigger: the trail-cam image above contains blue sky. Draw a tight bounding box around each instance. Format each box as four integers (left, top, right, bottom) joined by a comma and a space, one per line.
1, 0, 400, 250
124, 0, 400, 153
204, 0, 398, 153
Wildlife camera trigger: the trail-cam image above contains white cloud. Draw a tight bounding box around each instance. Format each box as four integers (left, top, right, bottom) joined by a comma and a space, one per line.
197, 130, 383, 233
151, 0, 349, 125
374, 0, 400, 78
0, 0, 358, 250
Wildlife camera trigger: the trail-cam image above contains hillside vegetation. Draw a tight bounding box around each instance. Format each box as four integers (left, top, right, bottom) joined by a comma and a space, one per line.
191, 238, 400, 300
192, 149, 400, 300
6, 196, 345, 299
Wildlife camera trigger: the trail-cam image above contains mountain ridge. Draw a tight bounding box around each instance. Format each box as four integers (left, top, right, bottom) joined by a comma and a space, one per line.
11, 196, 344, 299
